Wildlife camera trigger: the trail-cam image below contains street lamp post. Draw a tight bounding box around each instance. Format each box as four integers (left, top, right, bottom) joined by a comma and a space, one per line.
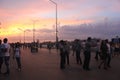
32, 20, 38, 43
0, 22, 1, 38
33, 21, 35, 42
24, 30, 25, 43
49, 0, 59, 49
0, 22, 1, 33
18, 28, 26, 43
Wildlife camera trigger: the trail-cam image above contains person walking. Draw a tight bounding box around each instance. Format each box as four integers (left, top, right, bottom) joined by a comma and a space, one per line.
71, 41, 76, 56
0, 39, 4, 74
64, 41, 70, 65
98, 40, 108, 70
83, 37, 92, 71
47, 42, 52, 53
3, 38, 11, 75
106, 40, 112, 68
59, 40, 66, 69
74, 39, 82, 65
95, 40, 101, 61
13, 42, 22, 71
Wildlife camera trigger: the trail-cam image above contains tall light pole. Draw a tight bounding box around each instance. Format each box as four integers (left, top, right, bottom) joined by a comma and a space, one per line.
0, 22, 1, 33
18, 28, 26, 43
49, 0, 58, 49
32, 20, 38, 42
23, 30, 26, 43
0, 22, 1, 39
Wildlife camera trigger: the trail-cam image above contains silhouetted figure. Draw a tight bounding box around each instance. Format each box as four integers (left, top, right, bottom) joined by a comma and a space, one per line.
13, 42, 21, 71
59, 40, 66, 69
47, 42, 52, 53
0, 39, 4, 74
113, 36, 120, 56
3, 38, 11, 75
64, 41, 70, 65
83, 37, 92, 71
72, 42, 76, 56
74, 39, 82, 65
98, 40, 108, 70
95, 40, 101, 61
106, 41, 112, 68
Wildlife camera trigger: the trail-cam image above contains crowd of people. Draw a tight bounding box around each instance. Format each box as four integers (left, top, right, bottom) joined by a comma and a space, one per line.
59, 37, 120, 71
0, 36, 120, 76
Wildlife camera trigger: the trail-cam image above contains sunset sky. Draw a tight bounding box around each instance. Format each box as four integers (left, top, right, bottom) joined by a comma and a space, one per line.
0, 0, 120, 43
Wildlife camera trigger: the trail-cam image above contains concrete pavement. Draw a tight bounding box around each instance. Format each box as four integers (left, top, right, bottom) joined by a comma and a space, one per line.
0, 48, 120, 80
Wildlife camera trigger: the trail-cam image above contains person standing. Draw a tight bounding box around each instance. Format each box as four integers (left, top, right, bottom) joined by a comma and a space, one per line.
64, 41, 70, 65
13, 42, 21, 71
113, 36, 120, 56
71, 41, 76, 56
0, 39, 4, 74
3, 38, 11, 75
47, 42, 52, 53
106, 40, 112, 68
95, 40, 101, 61
83, 37, 92, 71
98, 40, 108, 70
59, 40, 66, 69
74, 39, 82, 65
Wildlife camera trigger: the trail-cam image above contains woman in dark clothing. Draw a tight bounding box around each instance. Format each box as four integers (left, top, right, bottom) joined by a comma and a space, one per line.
98, 40, 108, 70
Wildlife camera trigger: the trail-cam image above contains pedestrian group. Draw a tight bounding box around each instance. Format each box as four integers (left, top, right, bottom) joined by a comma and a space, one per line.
0, 38, 21, 76
59, 37, 120, 71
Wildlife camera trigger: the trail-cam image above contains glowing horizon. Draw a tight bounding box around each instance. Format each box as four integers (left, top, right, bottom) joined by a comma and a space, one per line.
0, 0, 120, 43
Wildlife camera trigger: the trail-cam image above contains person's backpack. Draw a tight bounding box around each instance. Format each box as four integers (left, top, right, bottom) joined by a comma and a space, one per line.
1, 44, 7, 53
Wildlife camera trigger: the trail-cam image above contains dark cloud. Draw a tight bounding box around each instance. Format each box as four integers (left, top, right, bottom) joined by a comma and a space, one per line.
59, 19, 120, 40
24, 19, 120, 41
10, 20, 120, 42
37, 28, 54, 33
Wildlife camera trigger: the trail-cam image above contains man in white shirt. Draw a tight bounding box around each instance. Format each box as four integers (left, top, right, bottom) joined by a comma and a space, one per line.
3, 38, 11, 75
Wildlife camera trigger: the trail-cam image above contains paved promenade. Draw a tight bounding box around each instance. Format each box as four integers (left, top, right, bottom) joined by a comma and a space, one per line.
0, 48, 120, 80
